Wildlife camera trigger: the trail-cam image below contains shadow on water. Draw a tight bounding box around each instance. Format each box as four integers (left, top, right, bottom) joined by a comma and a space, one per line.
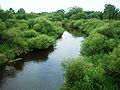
18, 47, 55, 62
0, 66, 16, 88
0, 47, 55, 88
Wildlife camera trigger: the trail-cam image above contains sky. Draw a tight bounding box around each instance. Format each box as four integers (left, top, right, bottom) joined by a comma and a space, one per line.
0, 0, 120, 13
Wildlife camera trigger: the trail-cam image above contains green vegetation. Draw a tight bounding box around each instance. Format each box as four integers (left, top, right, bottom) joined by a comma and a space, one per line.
62, 20, 120, 90
62, 4, 120, 90
0, 8, 64, 64
0, 3, 120, 90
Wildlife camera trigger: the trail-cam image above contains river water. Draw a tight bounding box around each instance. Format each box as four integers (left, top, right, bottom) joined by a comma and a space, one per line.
0, 31, 84, 90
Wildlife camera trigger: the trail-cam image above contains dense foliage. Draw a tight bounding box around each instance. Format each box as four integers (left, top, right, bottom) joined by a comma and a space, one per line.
61, 3, 120, 90
62, 19, 120, 90
0, 9, 64, 64
0, 3, 120, 90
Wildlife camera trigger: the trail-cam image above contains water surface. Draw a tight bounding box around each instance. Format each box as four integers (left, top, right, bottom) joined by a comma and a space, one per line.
0, 31, 84, 90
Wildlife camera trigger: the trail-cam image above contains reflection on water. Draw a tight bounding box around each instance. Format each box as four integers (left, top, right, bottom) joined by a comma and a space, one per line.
19, 47, 55, 62
68, 29, 85, 37
0, 31, 84, 90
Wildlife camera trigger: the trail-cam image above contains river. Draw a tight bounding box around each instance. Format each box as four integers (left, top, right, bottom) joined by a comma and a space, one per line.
0, 31, 84, 90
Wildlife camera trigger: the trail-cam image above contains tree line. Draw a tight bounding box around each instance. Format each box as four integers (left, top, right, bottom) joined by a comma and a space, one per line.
0, 4, 120, 22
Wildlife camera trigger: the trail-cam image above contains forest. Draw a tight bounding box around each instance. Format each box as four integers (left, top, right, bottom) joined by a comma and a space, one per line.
0, 3, 120, 90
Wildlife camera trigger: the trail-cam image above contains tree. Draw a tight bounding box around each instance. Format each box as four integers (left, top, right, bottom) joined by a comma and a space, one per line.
65, 6, 83, 19
103, 4, 119, 20
9, 8, 15, 13
0, 9, 13, 21
49, 9, 65, 21
17, 8, 26, 14
4, 10, 14, 19
87, 11, 103, 20
54, 9, 65, 20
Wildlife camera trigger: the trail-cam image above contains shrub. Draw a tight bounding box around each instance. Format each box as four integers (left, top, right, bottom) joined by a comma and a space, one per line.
28, 35, 55, 49
5, 19, 17, 28
1, 27, 21, 43
21, 30, 39, 38
62, 20, 120, 90
0, 43, 17, 59
33, 18, 64, 38
28, 19, 35, 29
81, 32, 107, 56
62, 58, 105, 90
80, 19, 108, 33
105, 44, 120, 72
96, 21, 120, 39
0, 19, 6, 31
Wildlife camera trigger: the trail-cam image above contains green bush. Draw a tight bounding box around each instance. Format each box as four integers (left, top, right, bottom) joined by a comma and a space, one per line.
64, 19, 108, 34
28, 35, 55, 49
81, 32, 106, 56
0, 17, 64, 64
62, 20, 120, 90
1, 28, 20, 42
28, 19, 35, 29
5, 19, 29, 30
5, 19, 17, 28
0, 43, 17, 59
96, 21, 120, 39
15, 14, 28, 20
0, 19, 6, 31
33, 18, 64, 38
105, 44, 120, 72
80, 19, 108, 33
62, 54, 120, 90
66, 20, 80, 29
81, 31, 117, 56
21, 30, 39, 38
62, 58, 105, 90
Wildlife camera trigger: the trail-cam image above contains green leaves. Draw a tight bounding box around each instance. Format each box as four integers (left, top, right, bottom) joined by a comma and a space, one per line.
103, 4, 119, 20
21, 30, 39, 38
17, 8, 26, 14
96, 21, 120, 39
0, 19, 6, 31
28, 35, 55, 49
33, 18, 64, 38
81, 32, 107, 56
62, 58, 105, 90
0, 16, 64, 64
62, 19, 120, 90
